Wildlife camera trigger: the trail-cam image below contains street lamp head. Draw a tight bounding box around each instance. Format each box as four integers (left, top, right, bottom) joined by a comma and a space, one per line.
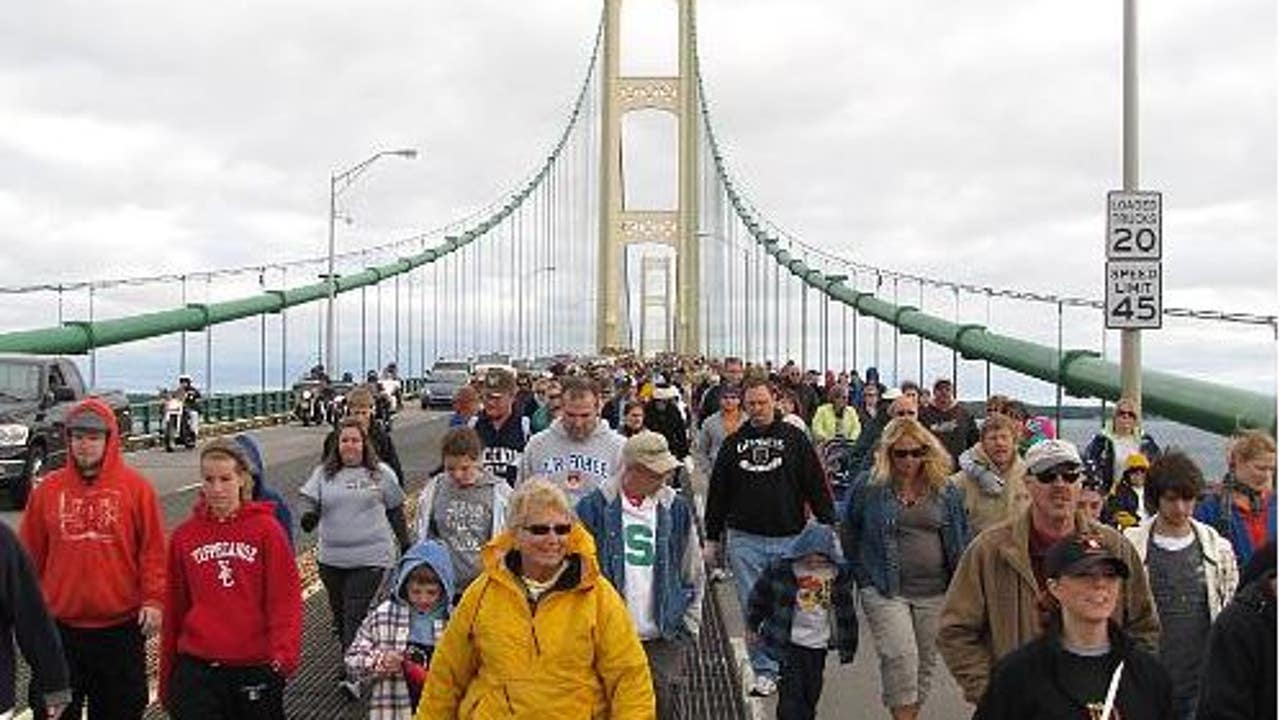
388, 148, 418, 159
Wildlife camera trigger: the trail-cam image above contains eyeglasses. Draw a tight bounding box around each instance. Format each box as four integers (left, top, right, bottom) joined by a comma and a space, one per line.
891, 447, 927, 459
1034, 471, 1081, 484
892, 410, 917, 419
523, 523, 573, 536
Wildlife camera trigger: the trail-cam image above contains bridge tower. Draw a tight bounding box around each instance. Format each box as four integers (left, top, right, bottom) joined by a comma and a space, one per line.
597, 0, 700, 354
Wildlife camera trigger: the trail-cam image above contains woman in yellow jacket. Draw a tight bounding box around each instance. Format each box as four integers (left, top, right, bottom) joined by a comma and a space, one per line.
417, 477, 655, 719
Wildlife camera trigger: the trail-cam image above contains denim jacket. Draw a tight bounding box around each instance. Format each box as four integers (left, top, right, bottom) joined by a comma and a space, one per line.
577, 480, 705, 640
841, 474, 970, 597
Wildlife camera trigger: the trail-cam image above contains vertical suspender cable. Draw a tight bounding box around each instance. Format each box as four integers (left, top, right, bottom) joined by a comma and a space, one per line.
892, 277, 900, 385
952, 286, 960, 388
918, 281, 926, 384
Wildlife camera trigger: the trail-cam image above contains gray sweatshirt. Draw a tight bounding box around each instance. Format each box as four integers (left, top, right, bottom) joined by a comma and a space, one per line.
518, 418, 626, 505
300, 463, 405, 569
415, 471, 512, 590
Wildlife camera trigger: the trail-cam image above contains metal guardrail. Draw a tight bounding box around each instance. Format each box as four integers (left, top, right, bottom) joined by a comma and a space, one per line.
124, 377, 428, 437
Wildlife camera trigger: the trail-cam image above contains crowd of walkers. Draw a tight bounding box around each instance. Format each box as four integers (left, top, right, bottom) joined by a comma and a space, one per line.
0, 353, 1273, 720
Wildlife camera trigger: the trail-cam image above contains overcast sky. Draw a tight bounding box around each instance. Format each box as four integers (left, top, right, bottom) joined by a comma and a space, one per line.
0, 0, 1274, 400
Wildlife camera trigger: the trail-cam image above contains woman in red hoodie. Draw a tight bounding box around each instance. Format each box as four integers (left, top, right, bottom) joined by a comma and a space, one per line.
161, 439, 303, 720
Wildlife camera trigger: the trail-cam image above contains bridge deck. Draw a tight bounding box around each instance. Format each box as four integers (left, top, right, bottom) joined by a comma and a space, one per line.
9, 409, 753, 719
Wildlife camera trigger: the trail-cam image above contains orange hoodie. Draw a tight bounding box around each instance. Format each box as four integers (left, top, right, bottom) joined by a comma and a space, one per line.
19, 397, 166, 628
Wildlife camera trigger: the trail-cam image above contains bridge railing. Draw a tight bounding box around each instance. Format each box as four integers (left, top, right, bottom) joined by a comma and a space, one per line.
124, 377, 428, 437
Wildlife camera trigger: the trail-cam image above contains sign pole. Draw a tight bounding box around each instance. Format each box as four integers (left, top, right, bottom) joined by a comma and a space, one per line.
1120, 0, 1142, 411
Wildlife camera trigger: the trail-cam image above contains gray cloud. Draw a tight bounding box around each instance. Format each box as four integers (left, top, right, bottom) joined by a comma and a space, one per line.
0, 0, 1272, 400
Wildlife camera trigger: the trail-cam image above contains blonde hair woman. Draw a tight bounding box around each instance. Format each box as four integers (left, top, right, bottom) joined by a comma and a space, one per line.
417, 478, 655, 719
842, 419, 970, 720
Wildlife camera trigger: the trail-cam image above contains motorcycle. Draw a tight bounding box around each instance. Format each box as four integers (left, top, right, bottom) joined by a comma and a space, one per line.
378, 377, 402, 413
327, 381, 355, 428
161, 389, 198, 451
293, 380, 327, 426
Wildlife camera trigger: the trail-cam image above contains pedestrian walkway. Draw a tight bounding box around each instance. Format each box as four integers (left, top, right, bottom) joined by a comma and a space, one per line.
10, 408, 754, 719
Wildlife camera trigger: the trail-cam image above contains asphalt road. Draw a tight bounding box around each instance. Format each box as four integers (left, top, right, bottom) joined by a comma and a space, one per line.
1, 408, 451, 543
7, 411, 976, 719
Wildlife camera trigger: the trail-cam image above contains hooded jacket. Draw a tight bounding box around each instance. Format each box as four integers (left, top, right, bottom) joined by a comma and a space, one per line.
948, 445, 1030, 535
232, 433, 295, 549
745, 523, 858, 664
160, 498, 302, 707
936, 510, 1160, 703
19, 398, 167, 628
517, 418, 626, 505
347, 539, 456, 720
417, 524, 655, 719
415, 470, 512, 591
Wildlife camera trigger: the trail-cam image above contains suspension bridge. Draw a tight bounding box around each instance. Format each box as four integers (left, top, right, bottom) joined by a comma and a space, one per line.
0, 1, 1274, 718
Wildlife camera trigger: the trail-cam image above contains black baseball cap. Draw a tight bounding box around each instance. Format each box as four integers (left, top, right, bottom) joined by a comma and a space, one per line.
1045, 534, 1129, 579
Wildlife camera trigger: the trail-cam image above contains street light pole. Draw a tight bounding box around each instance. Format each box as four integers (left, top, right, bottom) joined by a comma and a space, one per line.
325, 148, 417, 375
1119, 0, 1142, 411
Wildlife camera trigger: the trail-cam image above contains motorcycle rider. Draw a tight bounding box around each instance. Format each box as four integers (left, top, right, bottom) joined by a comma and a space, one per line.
366, 370, 394, 426
175, 374, 201, 441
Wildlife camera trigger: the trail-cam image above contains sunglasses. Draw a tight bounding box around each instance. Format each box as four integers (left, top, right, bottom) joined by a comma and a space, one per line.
891, 447, 928, 459
1034, 470, 1081, 484
1115, 410, 1137, 419
523, 523, 573, 536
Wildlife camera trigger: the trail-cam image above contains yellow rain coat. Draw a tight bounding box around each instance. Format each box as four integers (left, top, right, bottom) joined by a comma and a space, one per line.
417, 524, 655, 719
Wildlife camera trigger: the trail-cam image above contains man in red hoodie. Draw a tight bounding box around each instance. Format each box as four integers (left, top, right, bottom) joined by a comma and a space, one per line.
19, 398, 166, 719
161, 439, 301, 719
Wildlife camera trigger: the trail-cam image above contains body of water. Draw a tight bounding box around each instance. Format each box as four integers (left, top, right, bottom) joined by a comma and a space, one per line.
1057, 417, 1229, 481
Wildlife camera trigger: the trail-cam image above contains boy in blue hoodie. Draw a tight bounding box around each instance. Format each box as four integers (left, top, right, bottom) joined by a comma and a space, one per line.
345, 539, 454, 719
746, 523, 858, 720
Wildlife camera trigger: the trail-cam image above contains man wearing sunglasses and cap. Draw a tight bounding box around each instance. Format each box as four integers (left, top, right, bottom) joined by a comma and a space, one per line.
937, 438, 1158, 707
577, 431, 705, 719
20, 398, 166, 719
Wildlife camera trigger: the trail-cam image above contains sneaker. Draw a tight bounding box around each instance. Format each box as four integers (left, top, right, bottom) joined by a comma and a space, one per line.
749, 675, 777, 697
338, 679, 361, 701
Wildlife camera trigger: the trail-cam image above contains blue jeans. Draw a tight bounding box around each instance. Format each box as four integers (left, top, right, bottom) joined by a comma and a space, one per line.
727, 528, 797, 679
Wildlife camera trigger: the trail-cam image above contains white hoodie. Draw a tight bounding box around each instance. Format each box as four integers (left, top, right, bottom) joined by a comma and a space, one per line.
517, 418, 626, 505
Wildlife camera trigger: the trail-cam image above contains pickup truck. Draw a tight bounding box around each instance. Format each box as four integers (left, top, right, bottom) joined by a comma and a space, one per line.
0, 355, 132, 508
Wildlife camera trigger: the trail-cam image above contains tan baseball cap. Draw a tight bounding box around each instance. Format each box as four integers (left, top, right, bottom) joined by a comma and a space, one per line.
623, 431, 682, 475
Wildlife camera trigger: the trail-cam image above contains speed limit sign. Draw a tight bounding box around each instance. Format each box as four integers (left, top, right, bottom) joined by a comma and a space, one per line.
1106, 260, 1162, 329
1107, 190, 1161, 260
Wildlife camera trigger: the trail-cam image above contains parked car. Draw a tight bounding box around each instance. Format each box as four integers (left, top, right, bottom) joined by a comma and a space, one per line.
0, 355, 131, 508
